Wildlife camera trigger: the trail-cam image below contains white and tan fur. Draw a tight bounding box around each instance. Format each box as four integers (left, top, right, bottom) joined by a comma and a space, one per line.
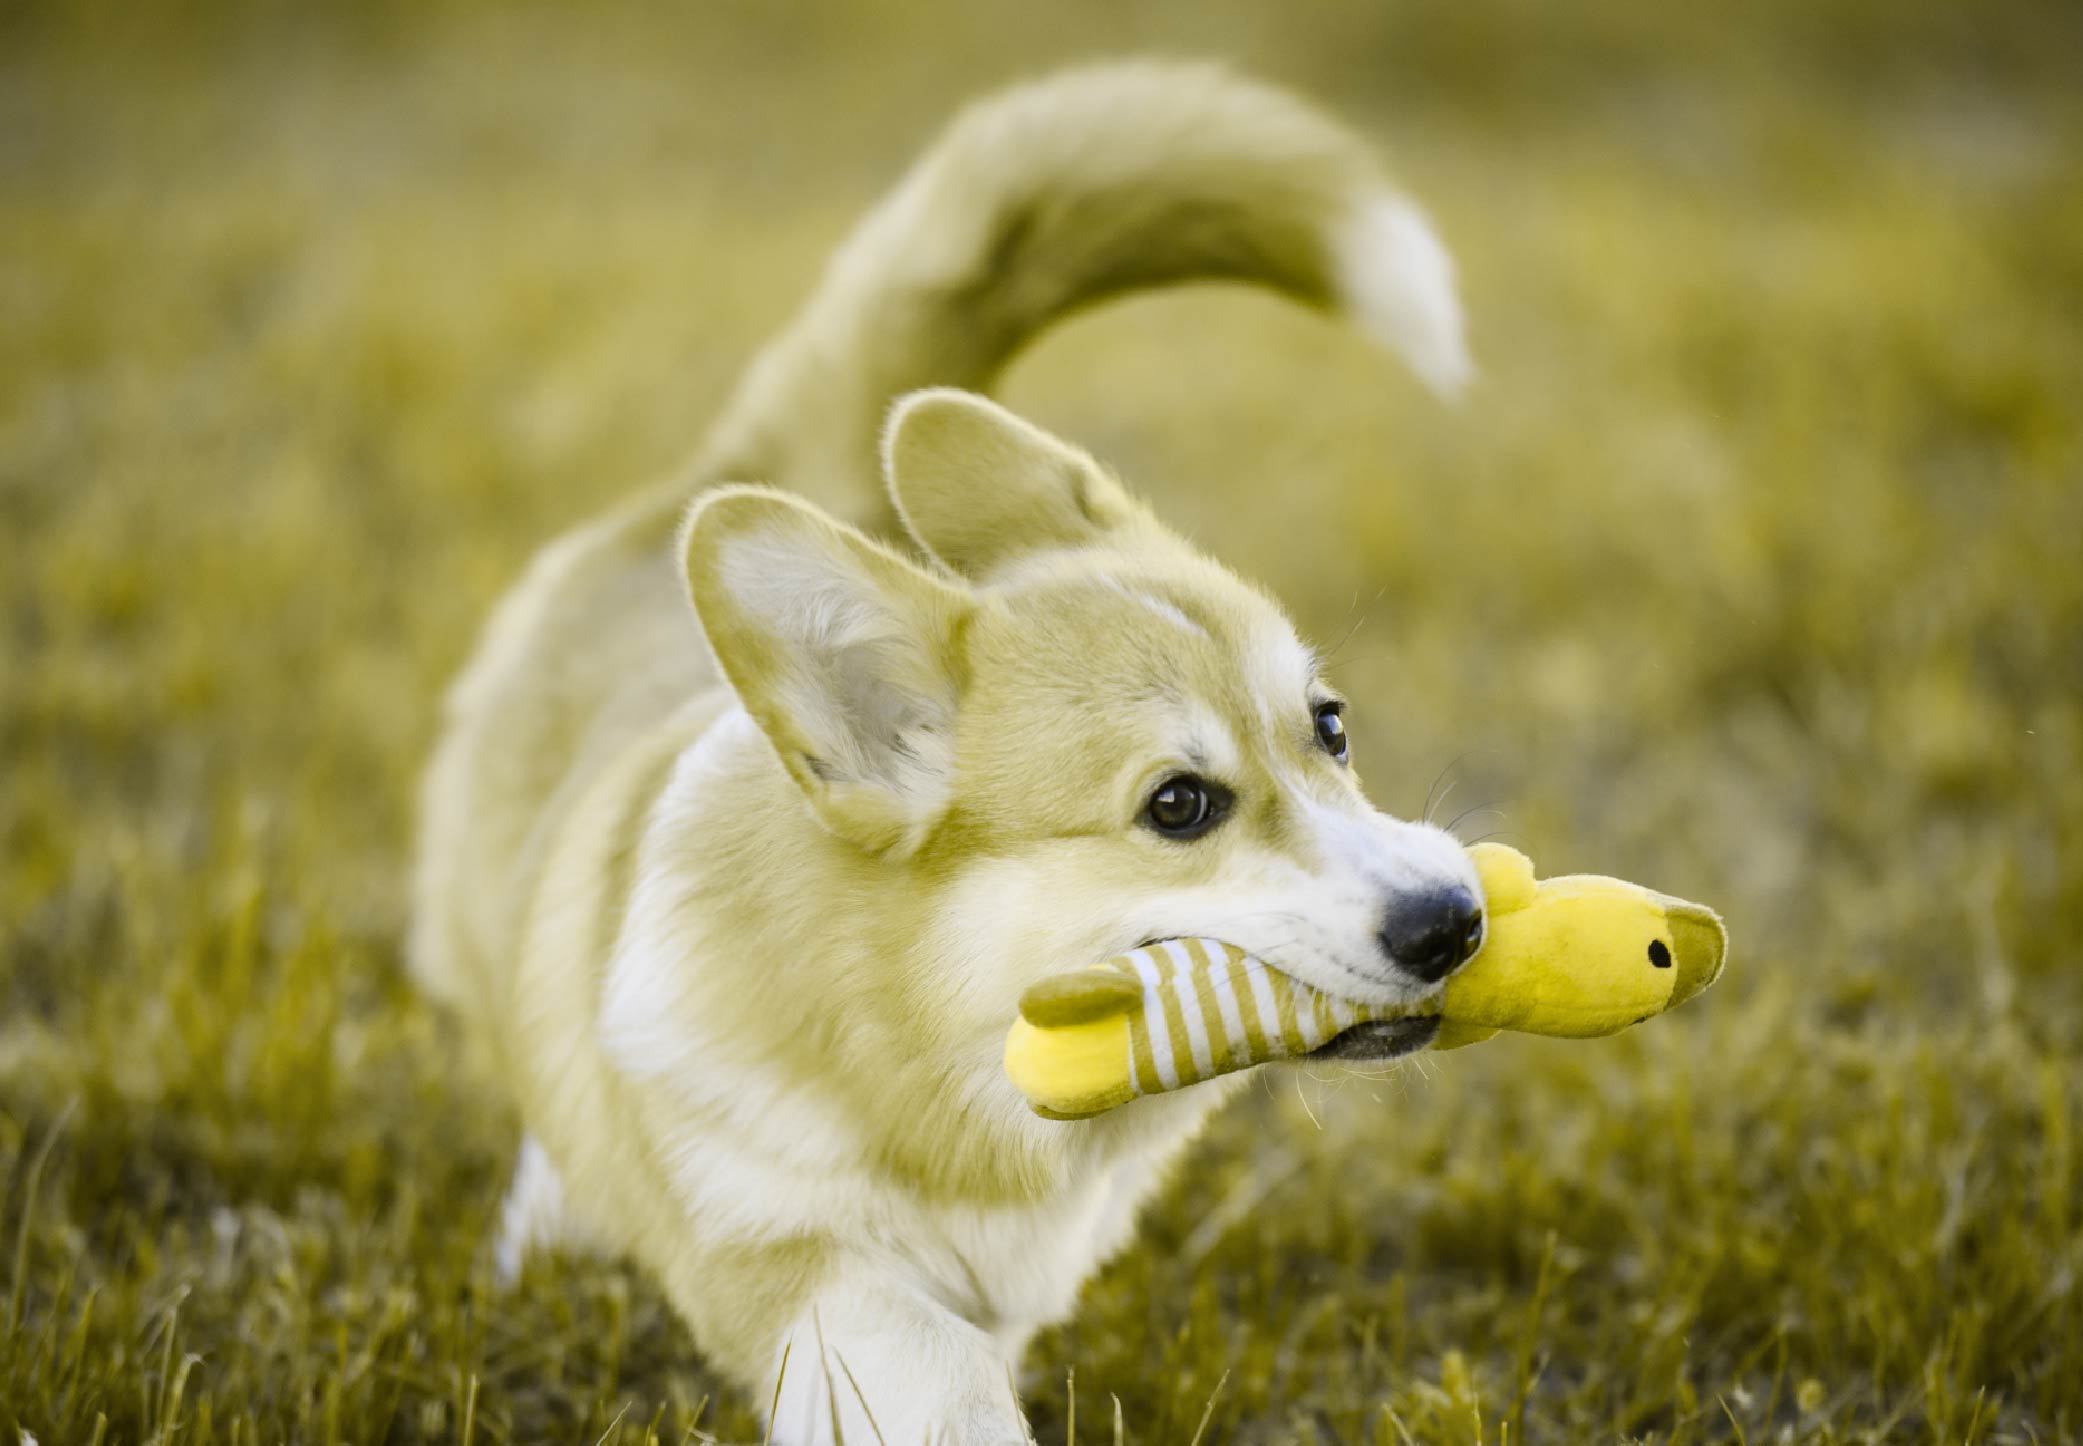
413, 61, 1478, 1442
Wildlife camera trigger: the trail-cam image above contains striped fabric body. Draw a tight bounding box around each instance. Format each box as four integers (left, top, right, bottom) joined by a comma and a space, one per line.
1113, 938, 1394, 1099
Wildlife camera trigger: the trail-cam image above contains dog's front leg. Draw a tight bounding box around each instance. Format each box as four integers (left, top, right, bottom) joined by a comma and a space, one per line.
765, 1268, 1033, 1446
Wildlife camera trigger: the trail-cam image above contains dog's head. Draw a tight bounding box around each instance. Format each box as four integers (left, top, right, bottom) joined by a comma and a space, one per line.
683, 390, 1482, 1052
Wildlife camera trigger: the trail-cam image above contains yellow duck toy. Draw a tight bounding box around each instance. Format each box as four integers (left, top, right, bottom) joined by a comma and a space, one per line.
1004, 842, 1728, 1120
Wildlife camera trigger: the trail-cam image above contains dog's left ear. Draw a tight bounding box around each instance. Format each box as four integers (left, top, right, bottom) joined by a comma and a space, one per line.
682, 486, 972, 856
883, 389, 1148, 578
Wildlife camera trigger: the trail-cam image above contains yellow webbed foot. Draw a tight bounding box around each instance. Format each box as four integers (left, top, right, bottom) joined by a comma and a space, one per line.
1003, 967, 1143, 1120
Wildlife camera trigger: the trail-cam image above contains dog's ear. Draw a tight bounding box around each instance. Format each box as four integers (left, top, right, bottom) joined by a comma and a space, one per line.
683, 486, 972, 856
883, 389, 1146, 578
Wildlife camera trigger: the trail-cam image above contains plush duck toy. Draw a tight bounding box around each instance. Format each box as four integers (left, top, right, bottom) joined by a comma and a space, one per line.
1004, 842, 1727, 1120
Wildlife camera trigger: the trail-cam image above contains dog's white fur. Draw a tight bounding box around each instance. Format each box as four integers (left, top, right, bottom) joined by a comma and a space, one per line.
412, 61, 1474, 1442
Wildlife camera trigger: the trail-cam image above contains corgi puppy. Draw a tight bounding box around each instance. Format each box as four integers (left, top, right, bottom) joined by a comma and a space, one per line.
412, 60, 1478, 1443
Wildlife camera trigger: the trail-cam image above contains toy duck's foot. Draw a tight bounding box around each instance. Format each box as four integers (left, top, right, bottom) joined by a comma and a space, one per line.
1310, 1015, 1441, 1061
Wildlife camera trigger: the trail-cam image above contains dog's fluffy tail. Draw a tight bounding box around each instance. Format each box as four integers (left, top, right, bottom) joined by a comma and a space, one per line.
692, 60, 1469, 511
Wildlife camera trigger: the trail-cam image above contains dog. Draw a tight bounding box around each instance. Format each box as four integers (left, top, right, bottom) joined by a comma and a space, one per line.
412, 60, 1482, 1443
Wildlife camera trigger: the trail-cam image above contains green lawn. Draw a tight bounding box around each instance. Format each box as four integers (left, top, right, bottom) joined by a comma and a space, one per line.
4, 1, 2081, 1440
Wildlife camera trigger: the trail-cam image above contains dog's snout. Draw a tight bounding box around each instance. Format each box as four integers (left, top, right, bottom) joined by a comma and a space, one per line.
1379, 885, 1484, 984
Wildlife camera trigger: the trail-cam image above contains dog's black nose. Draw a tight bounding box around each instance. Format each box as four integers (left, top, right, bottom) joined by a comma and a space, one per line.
1380, 886, 1484, 984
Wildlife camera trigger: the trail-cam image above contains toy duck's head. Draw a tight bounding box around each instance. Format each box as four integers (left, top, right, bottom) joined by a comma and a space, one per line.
1429, 843, 1727, 1046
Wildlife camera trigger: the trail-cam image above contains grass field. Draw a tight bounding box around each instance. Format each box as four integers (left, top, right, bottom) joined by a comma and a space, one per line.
4, 0, 2082, 1440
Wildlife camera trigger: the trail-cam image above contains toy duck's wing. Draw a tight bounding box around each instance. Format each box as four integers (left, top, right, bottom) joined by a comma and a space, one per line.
1468, 841, 1538, 912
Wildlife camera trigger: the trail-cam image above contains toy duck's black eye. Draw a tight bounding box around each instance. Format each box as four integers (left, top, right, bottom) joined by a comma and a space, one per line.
1648, 939, 1672, 969
1145, 776, 1229, 839
1314, 702, 1349, 763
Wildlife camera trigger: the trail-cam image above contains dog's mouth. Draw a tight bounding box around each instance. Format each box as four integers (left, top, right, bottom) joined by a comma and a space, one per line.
1308, 1015, 1442, 1061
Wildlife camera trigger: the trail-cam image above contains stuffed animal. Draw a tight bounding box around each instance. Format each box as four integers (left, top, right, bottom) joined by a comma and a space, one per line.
1003, 842, 1727, 1119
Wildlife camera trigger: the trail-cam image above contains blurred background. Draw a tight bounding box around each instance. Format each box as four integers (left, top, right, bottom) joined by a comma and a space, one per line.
3, 0, 2080, 1440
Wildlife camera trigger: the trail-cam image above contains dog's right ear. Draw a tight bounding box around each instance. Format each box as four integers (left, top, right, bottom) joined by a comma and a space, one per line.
682, 486, 972, 857
883, 389, 1148, 578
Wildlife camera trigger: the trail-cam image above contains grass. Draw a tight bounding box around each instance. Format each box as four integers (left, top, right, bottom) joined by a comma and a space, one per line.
4, 0, 2082, 1439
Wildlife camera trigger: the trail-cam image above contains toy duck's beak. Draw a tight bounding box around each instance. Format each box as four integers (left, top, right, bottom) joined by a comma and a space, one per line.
1663, 902, 1728, 1010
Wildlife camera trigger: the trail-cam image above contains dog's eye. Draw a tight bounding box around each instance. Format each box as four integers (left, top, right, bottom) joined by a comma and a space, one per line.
1314, 702, 1349, 763
1145, 775, 1229, 839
